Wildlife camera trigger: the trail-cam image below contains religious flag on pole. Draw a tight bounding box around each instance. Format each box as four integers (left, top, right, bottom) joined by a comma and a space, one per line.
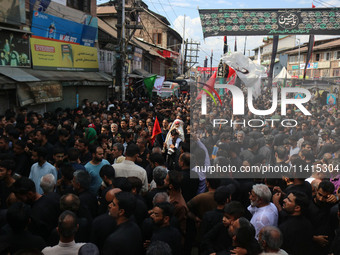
144, 75, 157, 96
151, 116, 162, 146
223, 36, 228, 54
304, 3, 316, 80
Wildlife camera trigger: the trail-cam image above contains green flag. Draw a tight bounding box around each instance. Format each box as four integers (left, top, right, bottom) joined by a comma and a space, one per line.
144, 75, 157, 96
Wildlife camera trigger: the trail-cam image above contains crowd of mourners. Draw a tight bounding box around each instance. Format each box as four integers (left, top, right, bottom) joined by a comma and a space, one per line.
0, 82, 339, 255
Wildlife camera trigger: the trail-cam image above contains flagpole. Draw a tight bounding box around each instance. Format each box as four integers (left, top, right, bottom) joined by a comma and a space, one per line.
244, 36, 247, 55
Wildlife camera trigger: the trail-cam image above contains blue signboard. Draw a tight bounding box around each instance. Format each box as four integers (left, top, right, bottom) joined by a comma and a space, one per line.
31, 11, 96, 47
81, 25, 97, 47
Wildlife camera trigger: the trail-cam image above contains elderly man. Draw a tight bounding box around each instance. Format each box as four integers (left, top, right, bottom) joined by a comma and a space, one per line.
248, 184, 278, 239
259, 226, 288, 255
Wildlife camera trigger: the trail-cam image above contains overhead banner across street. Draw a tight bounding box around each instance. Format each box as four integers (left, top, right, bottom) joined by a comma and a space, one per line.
199, 8, 340, 37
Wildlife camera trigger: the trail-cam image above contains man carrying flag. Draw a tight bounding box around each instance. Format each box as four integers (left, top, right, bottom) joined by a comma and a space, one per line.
151, 117, 162, 146
144, 75, 157, 97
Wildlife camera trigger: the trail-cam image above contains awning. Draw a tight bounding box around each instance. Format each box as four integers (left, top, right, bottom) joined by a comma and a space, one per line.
0, 67, 112, 83
132, 38, 166, 59
132, 69, 156, 78
98, 18, 117, 39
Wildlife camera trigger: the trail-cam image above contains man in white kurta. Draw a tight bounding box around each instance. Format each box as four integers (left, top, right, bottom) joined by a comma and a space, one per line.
248, 184, 278, 239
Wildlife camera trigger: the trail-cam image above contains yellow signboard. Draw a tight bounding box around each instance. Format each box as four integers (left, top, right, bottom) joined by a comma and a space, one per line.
30, 37, 98, 71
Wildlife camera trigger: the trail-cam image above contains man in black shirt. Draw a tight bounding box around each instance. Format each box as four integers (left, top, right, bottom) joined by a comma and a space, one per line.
148, 202, 181, 255
0, 159, 16, 209
72, 170, 98, 220
308, 180, 337, 255
278, 191, 313, 255
103, 191, 143, 255
0, 202, 46, 253
12, 177, 59, 239
200, 185, 232, 237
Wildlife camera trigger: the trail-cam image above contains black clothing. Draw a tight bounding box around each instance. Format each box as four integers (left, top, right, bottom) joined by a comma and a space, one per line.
78, 190, 98, 220
0, 181, 12, 209
151, 225, 182, 255
331, 227, 340, 255
133, 196, 149, 227
284, 181, 313, 201
0, 230, 46, 254
80, 151, 92, 165
14, 152, 31, 177
28, 194, 60, 239
273, 132, 289, 146
136, 148, 149, 169
145, 187, 168, 209
227, 239, 261, 255
102, 219, 143, 255
90, 213, 117, 250
307, 200, 335, 255
201, 222, 232, 255
180, 168, 200, 202
279, 215, 313, 255
200, 208, 224, 237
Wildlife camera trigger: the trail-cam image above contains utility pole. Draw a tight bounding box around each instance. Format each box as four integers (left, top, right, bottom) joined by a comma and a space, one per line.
184, 40, 199, 76
182, 15, 186, 75
113, 0, 143, 100
121, 0, 126, 101
183, 39, 188, 76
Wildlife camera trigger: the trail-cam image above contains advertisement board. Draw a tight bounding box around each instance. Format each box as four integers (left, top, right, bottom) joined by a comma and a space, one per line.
30, 37, 98, 71
31, 11, 96, 47
0, 29, 31, 67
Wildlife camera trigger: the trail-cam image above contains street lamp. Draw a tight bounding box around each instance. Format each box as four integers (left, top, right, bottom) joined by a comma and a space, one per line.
297, 39, 301, 79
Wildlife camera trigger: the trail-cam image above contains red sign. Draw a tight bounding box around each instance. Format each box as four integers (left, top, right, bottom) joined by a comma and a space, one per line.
197, 67, 218, 71
157, 49, 179, 59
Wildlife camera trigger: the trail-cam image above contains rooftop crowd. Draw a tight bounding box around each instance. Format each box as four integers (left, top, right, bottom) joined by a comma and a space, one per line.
0, 82, 339, 255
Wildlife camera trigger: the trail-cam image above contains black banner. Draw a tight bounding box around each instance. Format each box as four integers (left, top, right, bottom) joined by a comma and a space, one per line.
199, 8, 340, 37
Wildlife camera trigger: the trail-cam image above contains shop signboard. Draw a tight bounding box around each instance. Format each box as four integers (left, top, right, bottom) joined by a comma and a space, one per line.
30, 37, 98, 71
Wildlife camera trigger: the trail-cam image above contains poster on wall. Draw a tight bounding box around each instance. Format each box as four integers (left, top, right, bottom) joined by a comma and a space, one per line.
17, 81, 62, 106
0, 29, 31, 67
30, 37, 98, 71
0, 0, 26, 25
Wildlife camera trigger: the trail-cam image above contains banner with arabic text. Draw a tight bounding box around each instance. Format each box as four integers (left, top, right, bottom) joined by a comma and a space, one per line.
199, 8, 340, 37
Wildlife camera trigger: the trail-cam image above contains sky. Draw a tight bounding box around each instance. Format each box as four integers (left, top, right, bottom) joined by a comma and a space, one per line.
97, 0, 340, 67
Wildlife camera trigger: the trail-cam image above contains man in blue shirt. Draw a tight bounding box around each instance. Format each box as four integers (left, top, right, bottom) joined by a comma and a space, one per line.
85, 145, 110, 194
29, 147, 57, 195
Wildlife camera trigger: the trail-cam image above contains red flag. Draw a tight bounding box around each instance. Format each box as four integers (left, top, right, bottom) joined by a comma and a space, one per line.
312, 3, 316, 8
196, 71, 217, 101
151, 117, 162, 146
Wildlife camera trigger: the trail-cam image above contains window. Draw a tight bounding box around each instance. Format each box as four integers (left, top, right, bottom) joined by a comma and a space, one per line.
107, 52, 112, 62
315, 53, 320, 61
336, 51, 340, 60
289, 56, 296, 63
100, 51, 105, 62
322, 69, 329, 77
153, 33, 162, 45
333, 68, 340, 77
324, 52, 330, 61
